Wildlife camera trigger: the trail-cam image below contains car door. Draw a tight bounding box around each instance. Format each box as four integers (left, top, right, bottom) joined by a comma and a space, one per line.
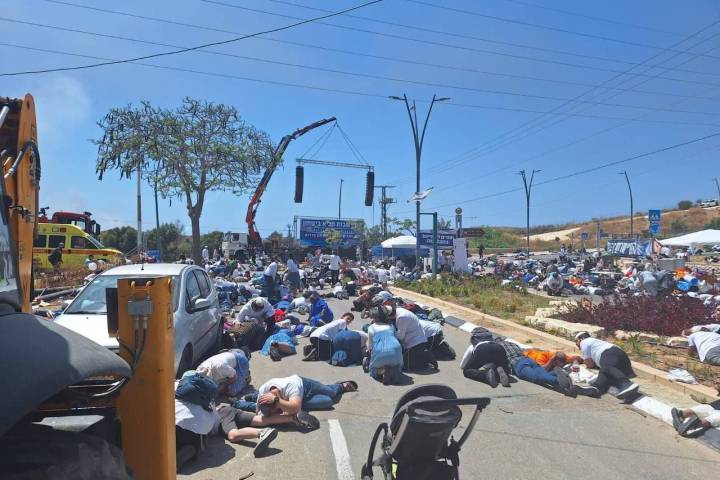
192, 269, 220, 354
181, 269, 205, 363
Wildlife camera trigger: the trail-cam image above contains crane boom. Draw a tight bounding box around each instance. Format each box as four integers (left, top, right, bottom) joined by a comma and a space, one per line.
246, 116, 336, 247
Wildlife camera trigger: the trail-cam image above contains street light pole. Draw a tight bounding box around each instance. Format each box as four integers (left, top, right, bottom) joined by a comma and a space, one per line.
714, 177, 720, 201
619, 171, 634, 238
518, 169, 539, 255
390, 94, 449, 269
338, 178, 344, 219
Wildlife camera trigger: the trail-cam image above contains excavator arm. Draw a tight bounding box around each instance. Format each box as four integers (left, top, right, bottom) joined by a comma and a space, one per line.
246, 116, 336, 247
0, 94, 40, 312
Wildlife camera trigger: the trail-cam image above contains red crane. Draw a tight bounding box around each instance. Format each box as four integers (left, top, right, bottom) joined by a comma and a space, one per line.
246, 117, 336, 246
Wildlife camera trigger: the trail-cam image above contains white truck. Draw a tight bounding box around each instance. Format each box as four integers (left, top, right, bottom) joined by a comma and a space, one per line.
222, 231, 249, 259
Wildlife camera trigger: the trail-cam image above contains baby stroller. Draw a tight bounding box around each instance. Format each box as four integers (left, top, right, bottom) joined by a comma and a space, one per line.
361, 384, 490, 480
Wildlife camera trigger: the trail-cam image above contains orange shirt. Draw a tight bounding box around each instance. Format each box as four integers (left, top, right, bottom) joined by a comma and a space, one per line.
525, 349, 582, 366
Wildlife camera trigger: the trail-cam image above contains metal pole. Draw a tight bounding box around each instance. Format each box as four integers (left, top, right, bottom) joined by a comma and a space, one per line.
432, 212, 438, 277
595, 221, 601, 252
714, 177, 720, 200
621, 171, 634, 238
519, 170, 538, 255
338, 179, 344, 219
153, 176, 162, 262
136, 164, 142, 256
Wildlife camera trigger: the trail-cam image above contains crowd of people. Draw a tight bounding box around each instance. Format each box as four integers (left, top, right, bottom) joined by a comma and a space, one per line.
169, 247, 719, 471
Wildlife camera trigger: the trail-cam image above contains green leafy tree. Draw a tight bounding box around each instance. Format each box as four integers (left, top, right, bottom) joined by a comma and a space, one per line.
200, 231, 225, 256
146, 221, 186, 260
677, 200, 693, 210
99, 226, 138, 254
94, 97, 274, 264
390, 217, 416, 236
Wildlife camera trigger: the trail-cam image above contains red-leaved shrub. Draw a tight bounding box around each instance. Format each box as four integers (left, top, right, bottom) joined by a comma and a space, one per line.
558, 294, 715, 337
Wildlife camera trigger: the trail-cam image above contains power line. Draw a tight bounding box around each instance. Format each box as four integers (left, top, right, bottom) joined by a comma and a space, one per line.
7, 41, 720, 129
403, 0, 714, 54
8, 16, 720, 118
0, 0, 384, 76
201, 0, 720, 84
388, 19, 720, 186
497, 0, 683, 36
32, 0, 720, 97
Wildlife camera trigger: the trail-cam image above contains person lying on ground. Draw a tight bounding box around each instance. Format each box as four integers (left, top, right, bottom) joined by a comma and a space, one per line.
253, 375, 358, 420
196, 349, 251, 397
304, 312, 354, 361
671, 400, 720, 437
261, 328, 296, 362
686, 330, 720, 366
524, 348, 583, 372
419, 319, 455, 360
366, 305, 404, 385
460, 336, 510, 389
351, 286, 383, 312
682, 323, 720, 335
308, 291, 334, 326
575, 332, 639, 399
238, 297, 276, 338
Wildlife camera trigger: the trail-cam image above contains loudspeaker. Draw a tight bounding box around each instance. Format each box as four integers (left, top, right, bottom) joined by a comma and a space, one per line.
294, 166, 304, 203
365, 170, 374, 206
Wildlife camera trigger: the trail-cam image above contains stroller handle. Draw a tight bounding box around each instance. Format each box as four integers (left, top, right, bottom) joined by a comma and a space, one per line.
407, 396, 491, 414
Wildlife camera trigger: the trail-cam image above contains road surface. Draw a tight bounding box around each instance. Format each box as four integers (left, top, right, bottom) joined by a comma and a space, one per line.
179, 295, 719, 480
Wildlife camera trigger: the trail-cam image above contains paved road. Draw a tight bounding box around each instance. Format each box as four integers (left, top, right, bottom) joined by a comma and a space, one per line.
179, 296, 720, 480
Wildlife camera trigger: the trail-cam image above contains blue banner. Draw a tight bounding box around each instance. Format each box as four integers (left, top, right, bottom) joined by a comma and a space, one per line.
419, 229, 455, 248
298, 218, 363, 248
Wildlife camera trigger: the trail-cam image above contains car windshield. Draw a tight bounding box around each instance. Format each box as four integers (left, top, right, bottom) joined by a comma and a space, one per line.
65, 274, 180, 314
87, 235, 106, 249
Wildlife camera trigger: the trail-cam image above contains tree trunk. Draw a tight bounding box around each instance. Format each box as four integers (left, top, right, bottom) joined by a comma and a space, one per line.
190, 212, 202, 265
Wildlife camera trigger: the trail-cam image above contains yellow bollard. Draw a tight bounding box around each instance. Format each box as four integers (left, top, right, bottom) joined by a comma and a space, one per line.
116, 276, 176, 479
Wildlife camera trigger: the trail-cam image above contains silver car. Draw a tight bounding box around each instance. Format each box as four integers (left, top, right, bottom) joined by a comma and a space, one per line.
56, 263, 223, 376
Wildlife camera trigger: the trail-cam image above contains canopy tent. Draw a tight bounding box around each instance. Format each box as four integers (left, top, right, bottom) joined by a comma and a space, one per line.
660, 229, 720, 247
380, 235, 417, 248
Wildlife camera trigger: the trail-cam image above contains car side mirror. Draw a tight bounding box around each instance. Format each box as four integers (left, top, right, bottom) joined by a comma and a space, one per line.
193, 297, 211, 311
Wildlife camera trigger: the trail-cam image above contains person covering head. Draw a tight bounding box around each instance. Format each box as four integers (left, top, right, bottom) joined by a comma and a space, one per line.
252, 298, 266, 310
575, 331, 590, 343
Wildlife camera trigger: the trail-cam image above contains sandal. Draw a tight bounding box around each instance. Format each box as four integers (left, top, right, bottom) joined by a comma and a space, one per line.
338, 380, 359, 392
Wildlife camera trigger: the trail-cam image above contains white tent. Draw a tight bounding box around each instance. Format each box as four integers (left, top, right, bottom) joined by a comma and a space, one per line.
380, 235, 417, 248
660, 229, 720, 247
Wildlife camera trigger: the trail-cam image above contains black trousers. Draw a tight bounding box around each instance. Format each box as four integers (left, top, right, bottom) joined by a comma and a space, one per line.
426, 333, 444, 351
403, 343, 435, 370
330, 269, 339, 284
264, 316, 276, 339
594, 346, 635, 393
310, 337, 333, 360
463, 342, 509, 375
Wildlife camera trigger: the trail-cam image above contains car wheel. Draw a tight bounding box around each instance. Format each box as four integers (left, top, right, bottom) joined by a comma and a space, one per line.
176, 345, 193, 379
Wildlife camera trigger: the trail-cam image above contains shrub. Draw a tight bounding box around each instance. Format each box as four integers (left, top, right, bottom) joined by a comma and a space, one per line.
558, 294, 715, 336
678, 200, 693, 210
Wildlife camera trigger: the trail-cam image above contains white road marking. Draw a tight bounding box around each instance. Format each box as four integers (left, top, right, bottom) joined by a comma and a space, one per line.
328, 419, 355, 480
459, 323, 475, 333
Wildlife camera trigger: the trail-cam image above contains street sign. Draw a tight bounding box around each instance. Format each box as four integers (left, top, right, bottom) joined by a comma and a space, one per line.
462, 227, 485, 238
419, 229, 455, 248
649, 222, 660, 235
580, 232, 589, 241
648, 209, 661, 222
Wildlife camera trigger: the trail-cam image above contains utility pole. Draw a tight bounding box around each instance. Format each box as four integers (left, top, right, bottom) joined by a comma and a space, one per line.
136, 164, 142, 256
390, 94, 450, 268
595, 221, 601, 252
619, 170, 634, 238
714, 177, 720, 201
518, 169, 539, 255
374, 185, 396, 237
338, 179, 344, 219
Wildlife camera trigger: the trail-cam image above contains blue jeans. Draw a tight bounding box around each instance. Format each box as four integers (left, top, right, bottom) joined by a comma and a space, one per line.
301, 377, 343, 410
512, 357, 558, 387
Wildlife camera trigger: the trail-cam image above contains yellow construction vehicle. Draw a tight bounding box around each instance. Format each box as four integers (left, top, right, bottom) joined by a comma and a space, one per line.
0, 94, 175, 479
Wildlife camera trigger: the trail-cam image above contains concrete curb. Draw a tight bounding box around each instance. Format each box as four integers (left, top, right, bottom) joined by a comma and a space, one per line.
392, 286, 720, 451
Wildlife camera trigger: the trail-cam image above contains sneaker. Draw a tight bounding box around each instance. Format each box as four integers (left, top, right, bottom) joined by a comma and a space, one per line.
496, 367, 510, 387
269, 346, 282, 362
616, 382, 639, 400
484, 367, 499, 389
302, 347, 318, 361
294, 411, 320, 432
254, 428, 278, 457
574, 385, 601, 398
677, 414, 703, 437
671, 407, 684, 431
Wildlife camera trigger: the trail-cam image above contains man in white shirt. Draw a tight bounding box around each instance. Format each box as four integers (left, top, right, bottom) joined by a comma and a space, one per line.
418, 319, 454, 360
575, 332, 639, 399
304, 313, 354, 361
201, 246, 209, 263
391, 305, 438, 371
376, 266, 389, 284
285, 254, 301, 292
687, 331, 720, 366
329, 253, 341, 285
238, 298, 276, 338
256, 375, 357, 419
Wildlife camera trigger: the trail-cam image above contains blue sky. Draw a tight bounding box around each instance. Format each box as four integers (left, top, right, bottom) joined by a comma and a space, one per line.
2, 0, 720, 237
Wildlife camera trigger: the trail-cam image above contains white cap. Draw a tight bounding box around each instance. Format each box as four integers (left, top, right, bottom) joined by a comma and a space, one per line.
574, 331, 589, 341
